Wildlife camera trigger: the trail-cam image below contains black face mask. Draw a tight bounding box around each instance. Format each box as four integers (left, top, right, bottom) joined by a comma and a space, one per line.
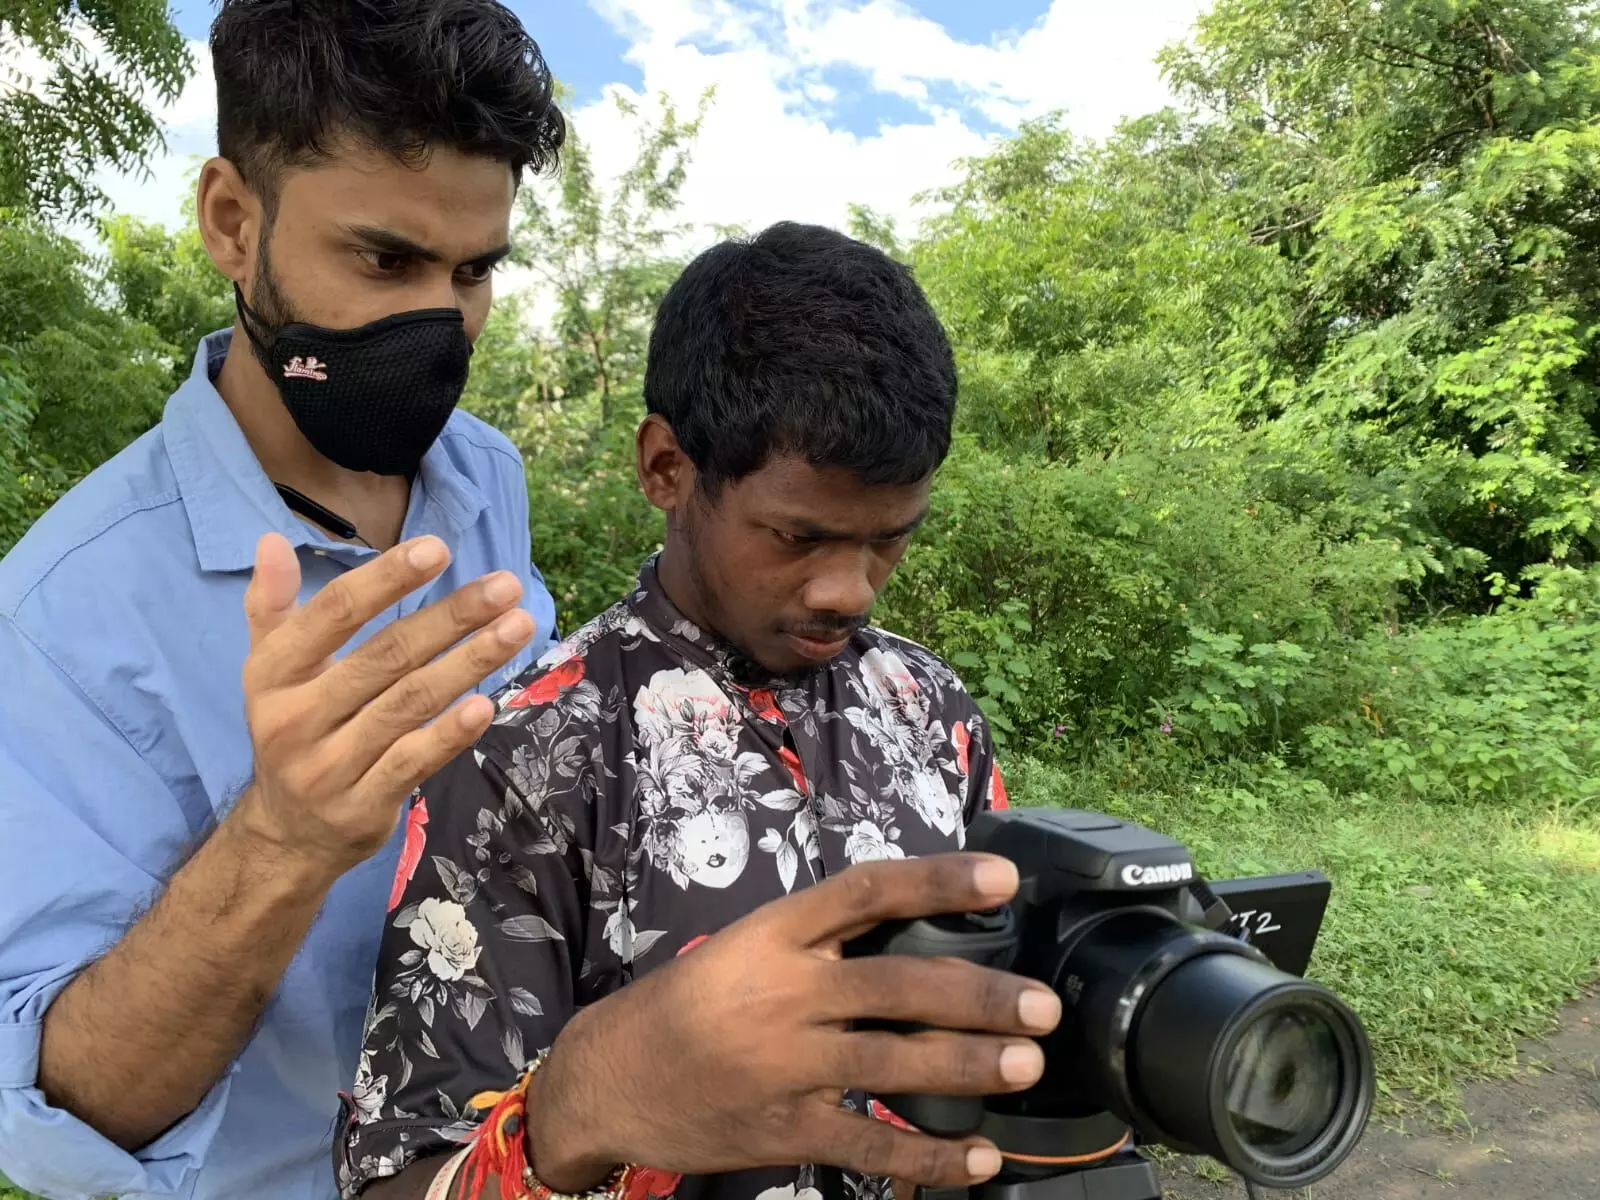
235, 284, 473, 476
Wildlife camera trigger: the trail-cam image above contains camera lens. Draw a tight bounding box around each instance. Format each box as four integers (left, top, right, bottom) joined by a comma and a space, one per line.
1223, 1008, 1341, 1156
1125, 946, 1374, 1189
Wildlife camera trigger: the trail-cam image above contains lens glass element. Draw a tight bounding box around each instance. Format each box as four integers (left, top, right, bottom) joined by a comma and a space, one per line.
1223, 1008, 1341, 1157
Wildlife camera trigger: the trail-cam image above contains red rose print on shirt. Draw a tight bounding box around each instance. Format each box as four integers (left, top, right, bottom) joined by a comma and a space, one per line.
989, 763, 1009, 810
625, 1165, 684, 1200
505, 658, 586, 709
778, 746, 809, 796
952, 720, 971, 777
748, 688, 784, 724
868, 1098, 917, 1131
387, 796, 429, 912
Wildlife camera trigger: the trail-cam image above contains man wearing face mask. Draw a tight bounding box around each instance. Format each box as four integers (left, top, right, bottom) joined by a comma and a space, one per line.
0, 3, 567, 1197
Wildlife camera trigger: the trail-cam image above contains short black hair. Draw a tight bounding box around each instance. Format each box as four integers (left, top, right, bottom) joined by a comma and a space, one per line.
645, 221, 957, 495
210, 0, 565, 206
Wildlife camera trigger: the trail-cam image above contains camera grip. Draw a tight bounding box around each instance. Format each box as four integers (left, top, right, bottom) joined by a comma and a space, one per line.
841, 909, 1021, 1137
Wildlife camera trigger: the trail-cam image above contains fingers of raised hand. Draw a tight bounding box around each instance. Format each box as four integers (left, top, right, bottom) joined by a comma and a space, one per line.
326, 607, 533, 776
319, 571, 526, 720
243, 533, 302, 654
250, 537, 453, 687
358, 693, 498, 804
801, 1108, 1003, 1188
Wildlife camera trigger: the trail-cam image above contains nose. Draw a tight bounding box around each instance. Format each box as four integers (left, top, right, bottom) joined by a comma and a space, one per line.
801, 551, 877, 620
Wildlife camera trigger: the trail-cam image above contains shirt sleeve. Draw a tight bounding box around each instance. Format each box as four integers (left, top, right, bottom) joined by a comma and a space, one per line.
0, 617, 233, 1200
339, 684, 608, 1197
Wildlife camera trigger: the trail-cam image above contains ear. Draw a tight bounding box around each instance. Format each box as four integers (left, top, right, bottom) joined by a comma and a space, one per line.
195, 156, 264, 287
636, 414, 696, 514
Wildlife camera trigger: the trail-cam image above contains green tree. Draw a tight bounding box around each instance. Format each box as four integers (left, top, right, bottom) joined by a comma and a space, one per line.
1162, 0, 1600, 580
1, 0, 193, 222
0, 216, 172, 552
910, 112, 1289, 461
514, 87, 710, 422
101, 190, 235, 390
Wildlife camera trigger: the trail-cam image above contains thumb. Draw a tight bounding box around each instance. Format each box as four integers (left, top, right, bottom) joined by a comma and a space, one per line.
245, 532, 301, 649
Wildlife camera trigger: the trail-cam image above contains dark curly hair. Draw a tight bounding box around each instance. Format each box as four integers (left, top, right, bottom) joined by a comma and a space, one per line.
645, 221, 958, 496
209, 0, 565, 211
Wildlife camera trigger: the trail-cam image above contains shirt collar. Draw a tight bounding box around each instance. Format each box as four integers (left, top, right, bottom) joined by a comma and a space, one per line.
163, 328, 490, 573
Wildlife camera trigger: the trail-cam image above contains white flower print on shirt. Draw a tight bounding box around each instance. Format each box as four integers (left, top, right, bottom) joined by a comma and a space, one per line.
844, 819, 906, 864
351, 1052, 387, 1125
633, 666, 804, 891
409, 897, 481, 982
859, 646, 930, 727
755, 1186, 824, 1200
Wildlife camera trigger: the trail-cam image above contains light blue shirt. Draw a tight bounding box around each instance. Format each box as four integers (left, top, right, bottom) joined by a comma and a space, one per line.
0, 330, 559, 1199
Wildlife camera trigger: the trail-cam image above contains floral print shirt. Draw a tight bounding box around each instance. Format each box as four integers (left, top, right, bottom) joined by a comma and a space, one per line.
337, 556, 1007, 1200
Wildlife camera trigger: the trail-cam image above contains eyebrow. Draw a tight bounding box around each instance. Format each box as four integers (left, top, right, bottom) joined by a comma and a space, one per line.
783, 509, 930, 542
343, 224, 513, 269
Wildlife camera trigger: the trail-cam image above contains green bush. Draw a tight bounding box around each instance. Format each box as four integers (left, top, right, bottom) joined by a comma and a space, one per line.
516, 393, 660, 635
879, 434, 1418, 757
1302, 564, 1600, 810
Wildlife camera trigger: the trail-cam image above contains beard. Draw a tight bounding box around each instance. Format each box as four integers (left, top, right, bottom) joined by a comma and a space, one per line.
238, 232, 301, 367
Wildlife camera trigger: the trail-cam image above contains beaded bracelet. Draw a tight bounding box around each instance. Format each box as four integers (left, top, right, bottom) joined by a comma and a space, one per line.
454, 1049, 635, 1200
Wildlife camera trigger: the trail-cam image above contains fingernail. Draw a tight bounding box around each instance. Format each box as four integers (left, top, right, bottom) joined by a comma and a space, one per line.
999, 1042, 1043, 1085
1019, 988, 1061, 1032
496, 611, 533, 645
407, 538, 447, 570
966, 1146, 1002, 1179
972, 856, 1018, 899
484, 573, 519, 605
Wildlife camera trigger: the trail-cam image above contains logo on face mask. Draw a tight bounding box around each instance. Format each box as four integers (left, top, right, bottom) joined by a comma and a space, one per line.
282, 355, 329, 382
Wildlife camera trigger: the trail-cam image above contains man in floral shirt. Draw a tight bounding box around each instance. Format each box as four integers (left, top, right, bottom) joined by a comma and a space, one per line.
341, 223, 1060, 1200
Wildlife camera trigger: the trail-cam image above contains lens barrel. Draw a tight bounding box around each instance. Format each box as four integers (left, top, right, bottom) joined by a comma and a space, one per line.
1051, 907, 1373, 1188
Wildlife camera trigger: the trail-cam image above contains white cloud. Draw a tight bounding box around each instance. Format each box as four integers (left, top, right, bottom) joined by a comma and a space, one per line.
71, 0, 1211, 320
569, 0, 1211, 250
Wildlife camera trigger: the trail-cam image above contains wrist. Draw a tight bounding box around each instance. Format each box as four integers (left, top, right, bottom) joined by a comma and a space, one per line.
523, 1036, 619, 1193
218, 789, 348, 894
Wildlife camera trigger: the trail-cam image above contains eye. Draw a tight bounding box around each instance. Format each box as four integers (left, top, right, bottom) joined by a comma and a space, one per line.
456, 260, 497, 285
357, 249, 409, 276
772, 529, 820, 550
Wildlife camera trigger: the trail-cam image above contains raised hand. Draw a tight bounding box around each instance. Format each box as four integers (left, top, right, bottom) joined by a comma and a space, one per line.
231, 532, 535, 877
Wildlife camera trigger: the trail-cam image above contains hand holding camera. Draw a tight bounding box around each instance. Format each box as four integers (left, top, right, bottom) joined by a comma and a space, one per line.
844, 807, 1376, 1200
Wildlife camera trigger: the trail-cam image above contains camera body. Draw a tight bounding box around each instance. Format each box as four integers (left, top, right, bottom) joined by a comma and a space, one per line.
843, 807, 1374, 1194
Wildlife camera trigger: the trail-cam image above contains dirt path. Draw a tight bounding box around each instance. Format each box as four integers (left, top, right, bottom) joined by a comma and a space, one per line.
1159, 988, 1600, 1199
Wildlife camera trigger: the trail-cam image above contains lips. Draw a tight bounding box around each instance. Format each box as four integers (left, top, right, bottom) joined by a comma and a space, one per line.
785, 631, 853, 662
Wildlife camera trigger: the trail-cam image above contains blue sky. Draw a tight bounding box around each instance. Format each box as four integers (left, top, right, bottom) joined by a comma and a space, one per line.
109, 0, 1211, 274
164, 0, 1100, 119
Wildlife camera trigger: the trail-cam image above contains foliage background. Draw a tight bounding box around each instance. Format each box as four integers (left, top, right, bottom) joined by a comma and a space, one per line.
3, 4, 1600, 1194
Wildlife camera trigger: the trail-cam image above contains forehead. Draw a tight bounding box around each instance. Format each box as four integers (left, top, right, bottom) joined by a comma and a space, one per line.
725, 455, 931, 534
273, 141, 516, 256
